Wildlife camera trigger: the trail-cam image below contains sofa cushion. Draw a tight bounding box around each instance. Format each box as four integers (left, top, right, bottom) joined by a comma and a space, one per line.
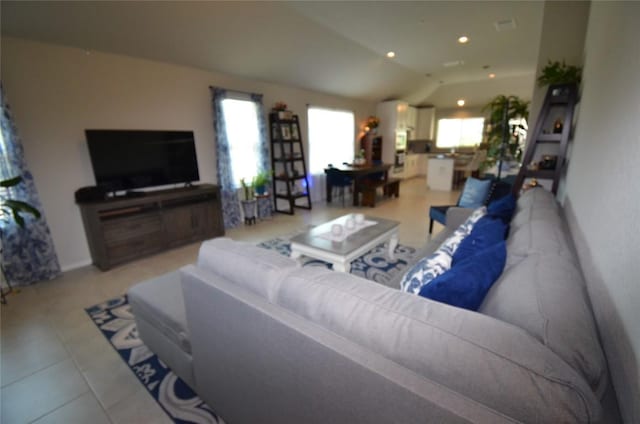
128, 270, 191, 353
479, 252, 608, 397
458, 177, 492, 208
197, 237, 299, 301
276, 266, 601, 423
506, 216, 578, 268
419, 241, 506, 311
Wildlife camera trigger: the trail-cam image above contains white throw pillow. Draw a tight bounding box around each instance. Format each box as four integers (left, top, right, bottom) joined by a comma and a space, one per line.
400, 207, 487, 294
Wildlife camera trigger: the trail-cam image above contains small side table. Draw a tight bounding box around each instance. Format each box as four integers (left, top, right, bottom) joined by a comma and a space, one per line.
255, 193, 273, 220
240, 199, 257, 225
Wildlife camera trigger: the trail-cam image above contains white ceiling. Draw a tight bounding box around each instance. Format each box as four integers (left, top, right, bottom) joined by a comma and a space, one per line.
1, 1, 545, 108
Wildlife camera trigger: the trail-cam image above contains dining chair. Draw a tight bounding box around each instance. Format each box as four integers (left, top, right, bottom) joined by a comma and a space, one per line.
453, 149, 487, 188
325, 167, 353, 207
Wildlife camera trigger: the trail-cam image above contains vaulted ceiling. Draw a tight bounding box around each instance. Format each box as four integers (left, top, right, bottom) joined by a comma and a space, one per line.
1, 1, 545, 108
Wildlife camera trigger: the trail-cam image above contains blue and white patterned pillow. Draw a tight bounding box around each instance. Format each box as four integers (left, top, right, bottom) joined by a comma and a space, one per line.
400, 207, 487, 294
439, 206, 487, 256
400, 248, 452, 294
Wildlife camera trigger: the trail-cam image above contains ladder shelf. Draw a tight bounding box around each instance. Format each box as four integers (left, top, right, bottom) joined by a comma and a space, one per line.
269, 113, 312, 214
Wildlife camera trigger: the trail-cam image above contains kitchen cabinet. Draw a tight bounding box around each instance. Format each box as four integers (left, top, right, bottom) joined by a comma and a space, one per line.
416, 107, 435, 140
417, 154, 428, 176
407, 106, 417, 131
404, 153, 428, 178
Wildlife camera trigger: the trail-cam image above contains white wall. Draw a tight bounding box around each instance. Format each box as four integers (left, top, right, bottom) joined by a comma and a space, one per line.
564, 3, 640, 421
1, 37, 375, 270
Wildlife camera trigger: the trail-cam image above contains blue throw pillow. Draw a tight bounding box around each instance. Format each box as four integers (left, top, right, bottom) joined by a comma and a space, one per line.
458, 177, 492, 208
452, 216, 507, 265
487, 193, 517, 224
418, 241, 507, 311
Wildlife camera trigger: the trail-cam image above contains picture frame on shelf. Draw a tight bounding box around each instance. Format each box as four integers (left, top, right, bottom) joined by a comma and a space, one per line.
291, 123, 300, 140
281, 124, 291, 140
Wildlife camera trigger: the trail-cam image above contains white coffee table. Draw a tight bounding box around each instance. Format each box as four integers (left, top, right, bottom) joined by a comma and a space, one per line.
289, 214, 400, 272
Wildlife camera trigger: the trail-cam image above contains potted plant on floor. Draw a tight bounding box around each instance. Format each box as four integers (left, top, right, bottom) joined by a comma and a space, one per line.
481, 95, 529, 173
0, 176, 40, 303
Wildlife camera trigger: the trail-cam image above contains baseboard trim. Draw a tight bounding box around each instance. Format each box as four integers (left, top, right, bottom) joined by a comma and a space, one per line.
60, 259, 93, 272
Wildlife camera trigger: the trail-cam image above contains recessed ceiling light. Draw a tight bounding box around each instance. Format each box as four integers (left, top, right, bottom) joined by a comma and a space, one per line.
458, 36, 469, 44
386, 51, 396, 58
489, 73, 496, 79
457, 99, 465, 107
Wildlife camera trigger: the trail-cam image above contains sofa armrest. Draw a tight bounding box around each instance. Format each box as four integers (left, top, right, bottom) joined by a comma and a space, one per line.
445, 207, 473, 229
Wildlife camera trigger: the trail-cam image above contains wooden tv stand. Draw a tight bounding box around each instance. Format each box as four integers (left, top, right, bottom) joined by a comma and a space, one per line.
77, 184, 224, 270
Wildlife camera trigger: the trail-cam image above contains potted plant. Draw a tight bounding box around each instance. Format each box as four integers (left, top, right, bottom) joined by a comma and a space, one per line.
252, 170, 272, 195
537, 60, 582, 87
239, 177, 254, 201
364, 115, 380, 133
481, 95, 530, 171
273, 101, 292, 120
1, 176, 40, 301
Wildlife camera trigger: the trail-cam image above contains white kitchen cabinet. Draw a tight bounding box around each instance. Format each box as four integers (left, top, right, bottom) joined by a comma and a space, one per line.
407, 106, 417, 131
377, 100, 409, 165
416, 154, 428, 176
416, 107, 435, 140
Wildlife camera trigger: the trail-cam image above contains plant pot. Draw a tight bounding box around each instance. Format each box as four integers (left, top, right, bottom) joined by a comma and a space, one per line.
255, 185, 267, 195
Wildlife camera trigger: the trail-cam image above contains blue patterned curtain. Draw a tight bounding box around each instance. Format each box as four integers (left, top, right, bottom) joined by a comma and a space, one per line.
210, 87, 269, 228
0, 85, 61, 285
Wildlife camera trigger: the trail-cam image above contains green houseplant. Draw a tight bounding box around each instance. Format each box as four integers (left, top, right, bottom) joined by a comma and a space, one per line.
252, 170, 271, 195
537, 60, 582, 87
481, 95, 530, 170
1, 176, 40, 228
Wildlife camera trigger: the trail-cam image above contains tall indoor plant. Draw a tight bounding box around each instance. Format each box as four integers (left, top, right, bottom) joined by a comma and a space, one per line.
481, 95, 529, 171
0, 176, 40, 301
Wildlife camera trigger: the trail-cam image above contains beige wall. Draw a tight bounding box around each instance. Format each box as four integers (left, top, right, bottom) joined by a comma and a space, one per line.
1, 37, 375, 270
564, 3, 640, 421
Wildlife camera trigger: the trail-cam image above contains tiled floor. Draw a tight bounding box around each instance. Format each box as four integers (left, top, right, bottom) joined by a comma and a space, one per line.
0, 178, 458, 423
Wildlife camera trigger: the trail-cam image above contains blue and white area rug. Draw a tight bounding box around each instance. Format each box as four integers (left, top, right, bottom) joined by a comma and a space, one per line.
86, 238, 416, 423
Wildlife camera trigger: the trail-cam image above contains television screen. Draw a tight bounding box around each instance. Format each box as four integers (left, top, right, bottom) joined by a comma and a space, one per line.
86, 130, 200, 192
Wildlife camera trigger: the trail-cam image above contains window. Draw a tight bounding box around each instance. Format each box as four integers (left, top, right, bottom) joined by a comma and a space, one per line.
436, 117, 485, 148
221, 98, 262, 187
308, 107, 355, 174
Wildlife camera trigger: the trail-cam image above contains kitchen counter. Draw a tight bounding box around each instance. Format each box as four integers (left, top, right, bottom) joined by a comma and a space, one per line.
427, 156, 455, 191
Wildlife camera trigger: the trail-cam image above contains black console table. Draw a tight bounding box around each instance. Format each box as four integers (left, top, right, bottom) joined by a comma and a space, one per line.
77, 184, 224, 270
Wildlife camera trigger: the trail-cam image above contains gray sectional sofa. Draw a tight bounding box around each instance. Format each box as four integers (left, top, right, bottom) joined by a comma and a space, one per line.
128, 187, 617, 423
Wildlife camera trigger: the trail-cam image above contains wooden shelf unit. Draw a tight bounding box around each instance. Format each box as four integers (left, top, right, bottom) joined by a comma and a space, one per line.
77, 184, 224, 270
269, 112, 312, 214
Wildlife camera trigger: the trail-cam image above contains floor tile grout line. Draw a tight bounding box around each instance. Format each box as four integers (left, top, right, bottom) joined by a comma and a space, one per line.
26, 390, 93, 424
60, 306, 117, 424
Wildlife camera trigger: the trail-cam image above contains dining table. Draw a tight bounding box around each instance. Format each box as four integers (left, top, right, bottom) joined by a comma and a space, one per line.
325, 162, 392, 206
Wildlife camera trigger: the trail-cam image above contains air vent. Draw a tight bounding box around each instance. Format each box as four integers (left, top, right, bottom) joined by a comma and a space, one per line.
494, 18, 517, 32
443, 60, 464, 68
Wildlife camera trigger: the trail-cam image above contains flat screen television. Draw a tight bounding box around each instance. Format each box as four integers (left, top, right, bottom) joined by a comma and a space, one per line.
85, 129, 200, 192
